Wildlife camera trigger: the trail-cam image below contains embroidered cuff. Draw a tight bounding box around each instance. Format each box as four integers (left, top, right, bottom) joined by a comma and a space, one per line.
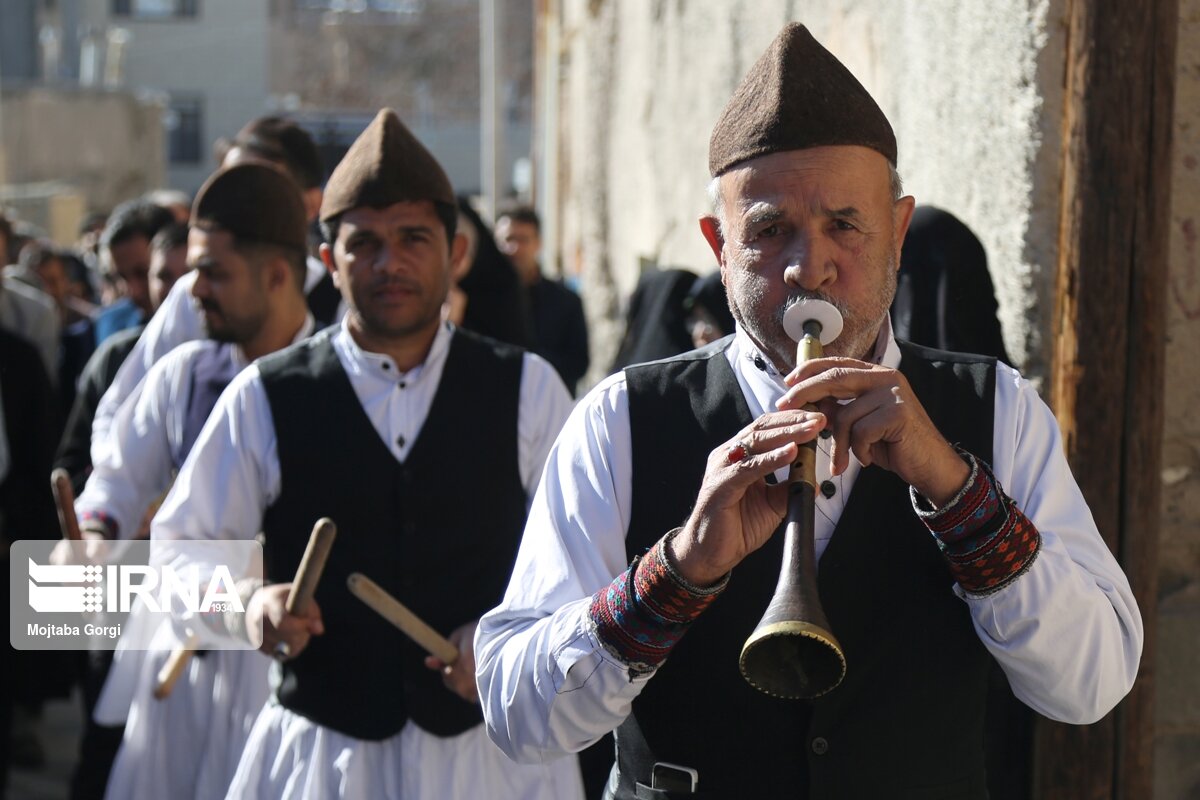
912, 452, 1041, 595
78, 510, 118, 539
589, 529, 728, 678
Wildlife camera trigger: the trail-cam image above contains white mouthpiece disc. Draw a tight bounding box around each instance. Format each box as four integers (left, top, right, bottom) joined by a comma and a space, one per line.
783, 299, 843, 345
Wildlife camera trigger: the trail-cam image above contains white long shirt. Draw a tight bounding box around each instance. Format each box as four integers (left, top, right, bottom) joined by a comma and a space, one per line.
475, 324, 1144, 765
79, 318, 315, 540
151, 319, 580, 800
92, 257, 334, 449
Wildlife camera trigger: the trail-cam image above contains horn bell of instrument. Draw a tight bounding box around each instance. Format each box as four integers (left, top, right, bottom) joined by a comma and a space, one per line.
738, 480, 846, 699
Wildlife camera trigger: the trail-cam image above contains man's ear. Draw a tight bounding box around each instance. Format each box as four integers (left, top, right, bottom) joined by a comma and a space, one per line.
265, 253, 291, 291
449, 232, 469, 280
699, 216, 725, 264
891, 195, 917, 269
319, 243, 340, 289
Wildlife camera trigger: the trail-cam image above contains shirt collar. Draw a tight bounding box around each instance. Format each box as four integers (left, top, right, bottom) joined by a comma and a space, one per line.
332, 316, 454, 386
231, 313, 316, 370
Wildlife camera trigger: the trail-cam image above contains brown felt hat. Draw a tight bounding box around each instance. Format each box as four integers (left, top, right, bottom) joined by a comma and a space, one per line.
708, 23, 897, 176
191, 161, 308, 253
319, 108, 454, 223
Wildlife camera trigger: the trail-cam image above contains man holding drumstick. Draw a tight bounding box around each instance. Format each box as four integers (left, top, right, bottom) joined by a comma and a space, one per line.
153, 108, 578, 799
475, 23, 1142, 799
89, 161, 316, 800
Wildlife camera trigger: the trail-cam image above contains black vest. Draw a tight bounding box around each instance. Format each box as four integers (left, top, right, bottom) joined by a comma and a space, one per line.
258, 327, 527, 740
616, 337, 996, 800
180, 343, 241, 464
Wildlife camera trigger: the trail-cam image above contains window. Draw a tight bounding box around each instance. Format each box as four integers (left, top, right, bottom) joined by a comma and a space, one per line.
112, 0, 198, 19
164, 97, 203, 164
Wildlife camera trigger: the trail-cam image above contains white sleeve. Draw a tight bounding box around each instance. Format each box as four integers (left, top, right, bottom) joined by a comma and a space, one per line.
150, 364, 281, 547
92, 271, 204, 448
516, 352, 575, 499
476, 374, 650, 764
77, 345, 197, 539
967, 363, 1143, 724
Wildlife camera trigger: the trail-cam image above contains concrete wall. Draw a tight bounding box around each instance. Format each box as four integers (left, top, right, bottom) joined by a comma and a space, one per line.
1157, 1, 1200, 796
0, 85, 165, 214
551, 0, 1064, 383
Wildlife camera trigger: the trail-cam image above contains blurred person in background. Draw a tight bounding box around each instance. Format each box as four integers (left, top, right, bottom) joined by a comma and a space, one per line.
449, 197, 534, 347
610, 268, 737, 374
683, 270, 736, 349
0, 213, 61, 382
496, 205, 589, 394
52, 220, 193, 799
892, 206, 1012, 365
12, 241, 99, 413
93, 200, 175, 345
148, 223, 192, 310
145, 189, 193, 225
610, 268, 699, 372
0, 327, 61, 788
76, 211, 108, 264
55, 223, 191, 492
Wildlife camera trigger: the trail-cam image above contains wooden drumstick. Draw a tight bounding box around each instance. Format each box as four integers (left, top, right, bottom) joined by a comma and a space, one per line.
50, 469, 83, 541
152, 633, 199, 700
347, 572, 459, 665
154, 518, 337, 699
285, 518, 337, 615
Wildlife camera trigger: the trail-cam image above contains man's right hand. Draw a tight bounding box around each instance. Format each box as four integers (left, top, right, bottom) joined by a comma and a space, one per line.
48, 527, 109, 566
668, 409, 826, 586
246, 582, 324, 659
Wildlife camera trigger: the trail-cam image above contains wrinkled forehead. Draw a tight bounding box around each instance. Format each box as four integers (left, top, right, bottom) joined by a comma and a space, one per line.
720, 146, 893, 218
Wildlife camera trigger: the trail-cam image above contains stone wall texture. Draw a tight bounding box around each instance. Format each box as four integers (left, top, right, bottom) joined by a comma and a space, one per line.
1158, 1, 1200, 797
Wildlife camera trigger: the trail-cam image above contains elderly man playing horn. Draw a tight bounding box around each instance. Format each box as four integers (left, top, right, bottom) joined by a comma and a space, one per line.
151, 108, 579, 800
475, 23, 1142, 800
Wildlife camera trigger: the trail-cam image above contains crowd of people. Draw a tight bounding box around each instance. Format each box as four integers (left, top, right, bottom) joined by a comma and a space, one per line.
0, 20, 1139, 800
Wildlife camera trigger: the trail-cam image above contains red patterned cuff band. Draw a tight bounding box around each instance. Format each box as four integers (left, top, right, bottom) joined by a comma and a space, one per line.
589, 530, 728, 677
912, 451, 1041, 595
78, 509, 119, 539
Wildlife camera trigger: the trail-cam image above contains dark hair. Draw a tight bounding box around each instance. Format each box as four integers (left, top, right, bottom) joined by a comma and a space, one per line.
151, 222, 190, 256
18, 239, 65, 272
320, 200, 458, 249
234, 236, 307, 292
232, 116, 324, 189
0, 212, 14, 244
100, 199, 175, 254
496, 204, 541, 234
78, 211, 108, 237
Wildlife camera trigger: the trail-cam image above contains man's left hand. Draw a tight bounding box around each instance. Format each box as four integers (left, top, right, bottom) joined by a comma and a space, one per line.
778, 357, 970, 507
424, 620, 479, 704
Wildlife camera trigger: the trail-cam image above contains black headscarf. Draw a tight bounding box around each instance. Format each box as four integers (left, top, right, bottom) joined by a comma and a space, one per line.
892, 206, 1012, 365
610, 268, 700, 372
455, 198, 534, 349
